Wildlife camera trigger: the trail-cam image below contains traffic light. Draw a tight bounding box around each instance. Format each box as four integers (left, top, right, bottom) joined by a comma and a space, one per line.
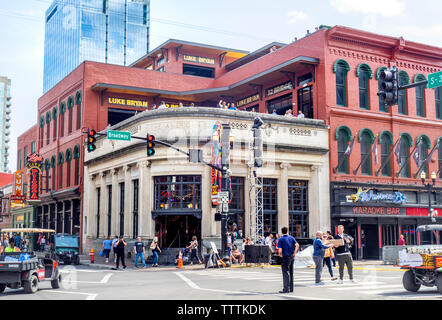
87, 129, 97, 152
253, 127, 263, 167
378, 66, 398, 107
147, 134, 155, 157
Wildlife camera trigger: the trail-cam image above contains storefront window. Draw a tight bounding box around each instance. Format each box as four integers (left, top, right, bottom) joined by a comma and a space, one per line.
228, 177, 245, 238
263, 178, 277, 235
288, 180, 309, 238
401, 224, 417, 245
266, 93, 292, 115
154, 175, 201, 210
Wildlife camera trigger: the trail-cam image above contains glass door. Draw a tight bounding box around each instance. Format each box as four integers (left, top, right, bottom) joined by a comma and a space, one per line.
297, 85, 313, 118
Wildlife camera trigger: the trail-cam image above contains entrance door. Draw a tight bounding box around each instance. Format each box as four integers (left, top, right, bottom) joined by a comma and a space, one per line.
361, 224, 379, 259
297, 86, 313, 118
155, 215, 201, 248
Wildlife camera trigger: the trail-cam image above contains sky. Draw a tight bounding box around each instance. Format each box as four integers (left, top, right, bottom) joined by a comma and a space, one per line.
0, 0, 441, 172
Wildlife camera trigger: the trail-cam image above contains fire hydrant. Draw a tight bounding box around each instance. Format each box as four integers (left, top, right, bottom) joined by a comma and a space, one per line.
89, 248, 95, 264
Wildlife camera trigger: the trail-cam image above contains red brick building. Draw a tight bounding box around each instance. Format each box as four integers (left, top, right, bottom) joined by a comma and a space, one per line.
19, 26, 442, 257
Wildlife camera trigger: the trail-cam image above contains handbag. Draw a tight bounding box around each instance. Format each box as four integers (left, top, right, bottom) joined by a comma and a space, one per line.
99, 250, 103, 257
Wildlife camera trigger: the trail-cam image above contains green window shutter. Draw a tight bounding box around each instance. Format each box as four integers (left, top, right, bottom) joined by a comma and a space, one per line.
51, 155, 56, 168
58, 152, 64, 165
45, 111, 51, 124
75, 90, 82, 105
52, 106, 58, 120
65, 148, 73, 162
44, 159, 50, 171
40, 116, 45, 128
73, 145, 81, 159
60, 101, 66, 115
67, 95, 74, 110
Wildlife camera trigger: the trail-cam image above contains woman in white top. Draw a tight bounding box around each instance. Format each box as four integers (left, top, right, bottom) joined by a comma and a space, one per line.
186, 236, 202, 265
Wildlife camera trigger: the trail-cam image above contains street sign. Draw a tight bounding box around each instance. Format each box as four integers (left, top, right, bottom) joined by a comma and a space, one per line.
107, 130, 131, 141
428, 71, 442, 89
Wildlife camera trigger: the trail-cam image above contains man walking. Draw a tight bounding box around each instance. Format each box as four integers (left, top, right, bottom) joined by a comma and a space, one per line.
112, 235, 119, 263
335, 225, 355, 284
133, 237, 147, 268
313, 231, 334, 286
277, 227, 299, 293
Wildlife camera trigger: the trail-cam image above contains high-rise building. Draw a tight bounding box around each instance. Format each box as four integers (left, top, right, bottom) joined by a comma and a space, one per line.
43, 0, 150, 93
0, 76, 11, 173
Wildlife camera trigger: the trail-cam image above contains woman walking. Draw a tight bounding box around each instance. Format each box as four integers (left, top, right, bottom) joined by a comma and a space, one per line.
150, 237, 161, 267
186, 236, 202, 265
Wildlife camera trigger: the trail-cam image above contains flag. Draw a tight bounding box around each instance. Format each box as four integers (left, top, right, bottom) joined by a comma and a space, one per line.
426, 144, 438, 165
372, 137, 378, 165
413, 141, 421, 167
344, 136, 356, 157
394, 140, 401, 166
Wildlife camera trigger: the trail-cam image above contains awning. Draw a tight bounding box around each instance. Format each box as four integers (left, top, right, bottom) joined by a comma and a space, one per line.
152, 210, 202, 220
416, 224, 442, 232
1, 228, 56, 233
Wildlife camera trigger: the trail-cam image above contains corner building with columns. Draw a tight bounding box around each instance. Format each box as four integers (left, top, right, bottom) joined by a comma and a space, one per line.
82, 108, 330, 253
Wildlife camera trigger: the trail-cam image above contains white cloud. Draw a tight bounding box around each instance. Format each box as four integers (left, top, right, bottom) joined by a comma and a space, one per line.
330, 0, 406, 17
287, 10, 308, 24
395, 25, 442, 47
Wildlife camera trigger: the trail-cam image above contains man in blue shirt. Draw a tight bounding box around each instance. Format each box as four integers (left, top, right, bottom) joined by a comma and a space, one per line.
277, 226, 299, 293
313, 231, 334, 286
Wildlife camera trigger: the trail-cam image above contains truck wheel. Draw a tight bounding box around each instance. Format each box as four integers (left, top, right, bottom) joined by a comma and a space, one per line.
436, 274, 442, 294
51, 273, 61, 289
403, 270, 421, 292
0, 284, 6, 293
23, 275, 39, 294
74, 256, 80, 265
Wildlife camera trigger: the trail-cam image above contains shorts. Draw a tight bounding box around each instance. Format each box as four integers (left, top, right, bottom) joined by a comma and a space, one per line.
103, 249, 111, 258
227, 247, 232, 256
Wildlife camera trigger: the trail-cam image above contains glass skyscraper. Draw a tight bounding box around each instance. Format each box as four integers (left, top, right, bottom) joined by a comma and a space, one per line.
0, 76, 11, 173
43, 0, 150, 93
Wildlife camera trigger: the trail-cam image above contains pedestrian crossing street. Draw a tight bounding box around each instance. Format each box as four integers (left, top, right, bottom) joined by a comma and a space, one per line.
182, 269, 442, 299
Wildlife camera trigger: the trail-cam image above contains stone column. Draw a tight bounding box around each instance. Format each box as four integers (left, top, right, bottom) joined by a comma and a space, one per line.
278, 163, 289, 233
201, 165, 212, 239
111, 168, 119, 237
70, 200, 74, 234
123, 165, 131, 238
99, 172, 106, 238
138, 160, 152, 239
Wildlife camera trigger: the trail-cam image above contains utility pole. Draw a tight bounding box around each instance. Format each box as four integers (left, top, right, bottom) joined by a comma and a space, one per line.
220, 123, 231, 259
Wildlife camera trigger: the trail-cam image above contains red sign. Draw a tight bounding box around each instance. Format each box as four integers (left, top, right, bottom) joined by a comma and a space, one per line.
10, 195, 26, 201
342, 206, 405, 215
26, 153, 43, 203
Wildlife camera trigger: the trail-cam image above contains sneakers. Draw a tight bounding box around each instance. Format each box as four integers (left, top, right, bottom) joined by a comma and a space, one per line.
350, 279, 357, 283
337, 279, 343, 284
331, 277, 338, 281
315, 282, 325, 286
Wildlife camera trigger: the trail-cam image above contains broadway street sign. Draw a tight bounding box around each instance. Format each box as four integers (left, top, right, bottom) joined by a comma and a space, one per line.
107, 130, 131, 141
428, 71, 442, 89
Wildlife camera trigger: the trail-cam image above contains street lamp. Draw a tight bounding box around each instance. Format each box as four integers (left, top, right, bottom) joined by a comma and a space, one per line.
420, 171, 437, 223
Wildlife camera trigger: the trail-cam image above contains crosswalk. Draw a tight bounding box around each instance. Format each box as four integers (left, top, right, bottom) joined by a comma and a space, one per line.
182, 269, 442, 299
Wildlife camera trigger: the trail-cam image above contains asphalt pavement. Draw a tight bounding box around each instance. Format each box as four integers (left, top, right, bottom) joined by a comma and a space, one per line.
1, 262, 441, 300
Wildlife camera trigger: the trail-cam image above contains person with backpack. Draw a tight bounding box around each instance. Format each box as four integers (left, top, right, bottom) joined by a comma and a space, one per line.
186, 235, 202, 265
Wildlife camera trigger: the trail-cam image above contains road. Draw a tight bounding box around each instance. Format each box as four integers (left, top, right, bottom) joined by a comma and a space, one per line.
0, 264, 441, 300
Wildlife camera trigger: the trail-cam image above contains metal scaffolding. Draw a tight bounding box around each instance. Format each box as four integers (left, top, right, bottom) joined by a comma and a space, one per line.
248, 131, 264, 243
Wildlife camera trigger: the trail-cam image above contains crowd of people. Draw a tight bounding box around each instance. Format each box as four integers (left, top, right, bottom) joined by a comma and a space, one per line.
0, 234, 32, 254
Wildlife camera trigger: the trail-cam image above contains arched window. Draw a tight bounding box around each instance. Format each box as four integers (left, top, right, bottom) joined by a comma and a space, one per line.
51, 155, 56, 190
60, 101, 66, 137
417, 135, 431, 177
357, 64, 372, 110
52, 106, 57, 141
45, 111, 51, 145
414, 74, 427, 117
438, 139, 442, 179
336, 126, 352, 174
67, 95, 74, 134
65, 148, 72, 187
75, 90, 82, 130
73, 145, 81, 185
58, 151, 64, 189
399, 134, 412, 178
376, 67, 388, 112
435, 87, 442, 120
44, 159, 50, 193
398, 71, 410, 115
359, 129, 374, 175
379, 131, 393, 176
333, 60, 350, 107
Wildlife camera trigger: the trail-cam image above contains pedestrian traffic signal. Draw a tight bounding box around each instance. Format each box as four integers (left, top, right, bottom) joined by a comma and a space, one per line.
87, 129, 97, 152
378, 66, 398, 108
147, 134, 155, 157
253, 128, 263, 167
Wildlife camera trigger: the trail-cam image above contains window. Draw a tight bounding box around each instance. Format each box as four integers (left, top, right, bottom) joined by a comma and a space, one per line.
288, 180, 309, 238
360, 131, 373, 175
17, 150, 21, 170
66, 160, 71, 186
439, 143, 442, 179
334, 60, 349, 106
31, 141, 36, 153
435, 87, 442, 120
96, 188, 100, 238
415, 74, 427, 117
60, 112, 65, 137
74, 158, 80, 185
380, 133, 392, 176
24, 146, 28, 167
68, 108, 73, 134
297, 73, 312, 86
132, 179, 139, 238
119, 182, 125, 236
77, 104, 81, 130
401, 224, 417, 245
263, 178, 277, 235
399, 135, 411, 178
418, 139, 429, 176
107, 185, 112, 237
266, 93, 292, 115
58, 163, 63, 188
336, 127, 351, 174
154, 176, 201, 210
228, 177, 245, 238
357, 64, 372, 109
377, 67, 388, 112
398, 71, 409, 115
183, 64, 215, 78
53, 117, 57, 141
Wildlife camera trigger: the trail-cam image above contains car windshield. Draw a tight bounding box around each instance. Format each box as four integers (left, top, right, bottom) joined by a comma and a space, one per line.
55, 236, 78, 248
